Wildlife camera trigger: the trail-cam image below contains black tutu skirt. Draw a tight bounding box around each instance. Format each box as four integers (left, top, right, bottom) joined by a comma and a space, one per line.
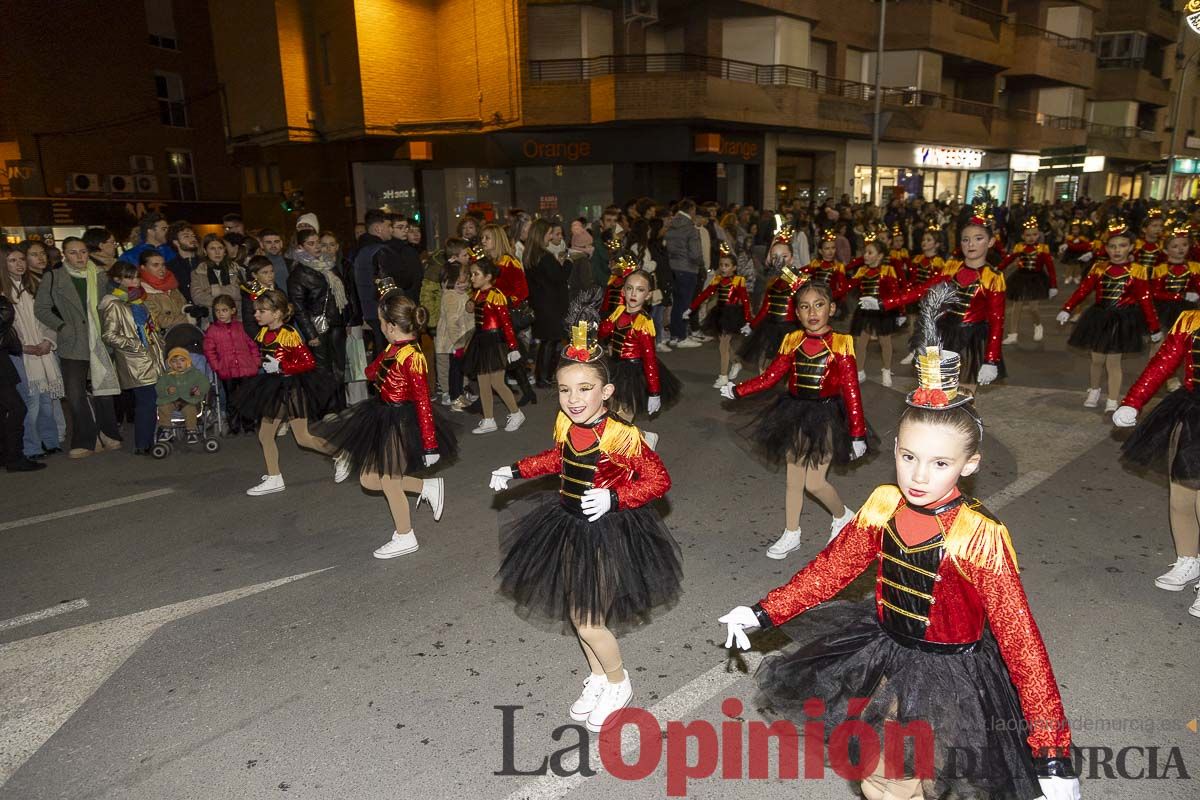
740, 393, 877, 469
462, 329, 509, 378
1067, 304, 1146, 354
934, 319, 1007, 385
1006, 270, 1051, 302
1121, 388, 1200, 487
757, 600, 1043, 799
851, 307, 900, 337
701, 304, 748, 336
739, 319, 800, 365
497, 494, 682, 632
232, 370, 338, 422
608, 357, 682, 417
319, 398, 458, 477
1156, 300, 1195, 333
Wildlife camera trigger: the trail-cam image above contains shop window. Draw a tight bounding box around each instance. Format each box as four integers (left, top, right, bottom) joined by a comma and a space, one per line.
155, 72, 188, 127
167, 150, 197, 201
145, 0, 178, 50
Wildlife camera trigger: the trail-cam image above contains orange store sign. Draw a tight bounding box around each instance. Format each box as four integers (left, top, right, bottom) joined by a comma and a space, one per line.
522, 139, 592, 161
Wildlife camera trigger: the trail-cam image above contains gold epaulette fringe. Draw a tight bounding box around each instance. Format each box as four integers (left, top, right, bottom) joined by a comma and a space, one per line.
982, 268, 1006, 293
856, 485, 904, 528
488, 289, 509, 306
631, 313, 656, 336
1172, 310, 1200, 336
778, 330, 806, 355
267, 326, 302, 347
607, 305, 625, 323
1129, 264, 1149, 281
553, 412, 572, 443
552, 412, 644, 457
400, 344, 427, 373
943, 502, 1019, 573
830, 332, 854, 357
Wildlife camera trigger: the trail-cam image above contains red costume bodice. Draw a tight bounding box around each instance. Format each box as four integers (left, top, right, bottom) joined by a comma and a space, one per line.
908, 254, 944, 287
255, 325, 316, 375
471, 288, 519, 351
690, 275, 751, 321
1123, 311, 1200, 409
750, 277, 799, 326
849, 265, 899, 300
801, 261, 850, 302
1133, 239, 1166, 269
599, 306, 665, 396
1061, 262, 1159, 331
1151, 262, 1200, 302
364, 340, 438, 452
1001, 243, 1057, 287
885, 263, 1007, 363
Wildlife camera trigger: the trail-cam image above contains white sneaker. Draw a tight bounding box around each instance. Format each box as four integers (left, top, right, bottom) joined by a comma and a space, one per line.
828, 507, 855, 543
374, 530, 419, 559
656, 342, 672, 353
675, 338, 701, 348
247, 474, 285, 496
1083, 388, 1101, 408
472, 418, 498, 435
857, 369, 867, 382
728, 362, 742, 381
417, 477, 445, 521
668, 338, 681, 348
276, 421, 289, 437
713, 375, 729, 388
1033, 324, 1044, 342
766, 528, 802, 559
642, 431, 659, 451
900, 351, 915, 365
1190, 585, 1200, 619
1003, 332, 1018, 345
1168, 378, 1182, 392
504, 410, 526, 432
1154, 556, 1200, 591
437, 392, 452, 406
695, 333, 714, 342
584, 672, 632, 733
333, 453, 351, 483
1104, 399, 1118, 413
880, 368, 893, 388
568, 673, 608, 721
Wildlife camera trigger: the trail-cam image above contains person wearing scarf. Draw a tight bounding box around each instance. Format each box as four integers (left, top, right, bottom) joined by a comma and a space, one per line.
138, 251, 191, 331
191, 234, 241, 321
2, 245, 63, 458
289, 230, 350, 411
101, 261, 165, 454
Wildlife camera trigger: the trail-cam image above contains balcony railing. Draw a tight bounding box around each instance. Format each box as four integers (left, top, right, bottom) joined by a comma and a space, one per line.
1014, 23, 1095, 53
940, 0, 1007, 26
1086, 123, 1160, 139
1098, 56, 1148, 70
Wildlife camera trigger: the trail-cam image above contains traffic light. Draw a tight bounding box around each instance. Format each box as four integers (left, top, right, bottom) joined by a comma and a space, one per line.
279, 190, 305, 213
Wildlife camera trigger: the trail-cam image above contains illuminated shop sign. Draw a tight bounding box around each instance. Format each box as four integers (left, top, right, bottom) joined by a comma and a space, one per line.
1009, 154, 1040, 172
914, 146, 985, 169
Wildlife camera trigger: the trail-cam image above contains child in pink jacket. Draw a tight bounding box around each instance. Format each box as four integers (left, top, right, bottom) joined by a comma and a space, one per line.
203, 295, 260, 433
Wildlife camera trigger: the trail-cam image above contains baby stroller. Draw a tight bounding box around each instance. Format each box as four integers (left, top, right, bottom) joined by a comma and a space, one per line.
151, 324, 223, 459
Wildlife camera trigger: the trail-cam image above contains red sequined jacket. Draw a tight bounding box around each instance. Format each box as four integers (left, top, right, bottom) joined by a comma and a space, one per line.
511, 414, 670, 512
848, 265, 900, 301
754, 485, 1072, 760
908, 254, 945, 288
494, 254, 529, 306
471, 288, 520, 351
600, 263, 637, 315
1060, 262, 1160, 332
255, 325, 316, 375
599, 306, 665, 396
365, 340, 438, 452
801, 260, 850, 302
1133, 239, 1167, 270
1063, 235, 1094, 256
1151, 262, 1200, 303
1000, 243, 1057, 288
750, 276, 799, 327
883, 263, 1006, 364
1122, 311, 1200, 410
887, 249, 910, 283
690, 275, 751, 321
733, 329, 867, 440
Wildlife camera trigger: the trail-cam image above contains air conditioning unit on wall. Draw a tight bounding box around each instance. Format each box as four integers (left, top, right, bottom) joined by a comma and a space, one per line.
68, 173, 102, 193
134, 174, 159, 194
106, 175, 134, 194
130, 154, 155, 173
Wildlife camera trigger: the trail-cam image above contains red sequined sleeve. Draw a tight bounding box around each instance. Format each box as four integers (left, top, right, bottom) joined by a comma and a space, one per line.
496, 258, 529, 305
735, 284, 752, 322
1122, 330, 1187, 410
733, 348, 791, 398
882, 273, 940, 310
830, 269, 849, 303
960, 553, 1072, 758
835, 350, 867, 438
758, 517, 879, 624
637, 326, 662, 396
513, 446, 562, 479
985, 284, 1006, 364
610, 445, 671, 509
407, 355, 439, 453
279, 341, 317, 375
364, 348, 387, 383
598, 316, 615, 343
1060, 268, 1099, 312
750, 293, 772, 327
997, 251, 1019, 271
1040, 251, 1058, 288
689, 279, 718, 312
1134, 276, 1161, 333
489, 299, 520, 351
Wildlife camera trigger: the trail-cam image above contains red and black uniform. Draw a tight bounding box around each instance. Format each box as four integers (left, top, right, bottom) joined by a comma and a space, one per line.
732, 329, 873, 468
1151, 260, 1200, 331
232, 324, 337, 421
887, 248, 910, 284
1062, 234, 1094, 264
1121, 311, 1200, 485
801, 259, 850, 303
1133, 238, 1168, 270
462, 287, 519, 378
885, 262, 1006, 379
908, 254, 945, 288
849, 264, 901, 337
740, 275, 802, 365
494, 254, 529, 306
323, 340, 457, 476
1061, 262, 1159, 354
600, 305, 681, 415
1000, 243, 1057, 302
749, 485, 1074, 796
600, 262, 637, 316
690, 274, 751, 335
497, 413, 682, 627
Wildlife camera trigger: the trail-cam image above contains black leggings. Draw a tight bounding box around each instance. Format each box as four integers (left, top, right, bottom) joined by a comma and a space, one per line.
60, 358, 120, 451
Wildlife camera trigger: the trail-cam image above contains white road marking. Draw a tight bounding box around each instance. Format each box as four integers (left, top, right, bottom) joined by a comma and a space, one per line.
981, 470, 1051, 512
0, 599, 89, 632
0, 489, 176, 532
0, 568, 333, 787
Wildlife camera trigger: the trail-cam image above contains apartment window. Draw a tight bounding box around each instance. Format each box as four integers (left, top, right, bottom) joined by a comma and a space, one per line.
242, 164, 281, 195
155, 72, 188, 127
145, 0, 178, 50
320, 32, 333, 85
167, 150, 197, 200
1096, 32, 1147, 68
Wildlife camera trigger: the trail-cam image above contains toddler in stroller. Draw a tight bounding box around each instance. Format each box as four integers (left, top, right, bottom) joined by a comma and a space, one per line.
152, 329, 222, 457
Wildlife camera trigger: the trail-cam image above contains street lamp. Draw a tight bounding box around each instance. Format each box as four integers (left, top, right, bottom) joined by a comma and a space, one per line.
1164, 2, 1200, 202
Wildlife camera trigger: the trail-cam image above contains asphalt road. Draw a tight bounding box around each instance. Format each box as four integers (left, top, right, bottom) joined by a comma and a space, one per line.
1, 319, 1197, 800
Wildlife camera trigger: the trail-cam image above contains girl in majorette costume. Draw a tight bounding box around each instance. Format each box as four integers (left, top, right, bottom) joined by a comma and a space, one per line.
1057, 218, 1095, 285
1056, 218, 1162, 413
886, 223, 911, 283
802, 228, 850, 309
1000, 217, 1058, 345
599, 272, 682, 450
461, 248, 526, 435
686, 242, 752, 388
481, 222, 536, 407
741, 227, 803, 371
720, 280, 873, 558
1133, 208, 1167, 271
234, 286, 346, 496
490, 302, 682, 734
898, 224, 949, 366
1190, 223, 1200, 264
1150, 221, 1200, 338
321, 284, 458, 559
849, 236, 902, 387
1115, 309, 1200, 620
866, 212, 1007, 394
600, 251, 638, 316
719, 289, 1081, 800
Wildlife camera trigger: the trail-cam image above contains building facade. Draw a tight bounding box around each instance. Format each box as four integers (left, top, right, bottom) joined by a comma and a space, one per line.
208, 0, 1200, 242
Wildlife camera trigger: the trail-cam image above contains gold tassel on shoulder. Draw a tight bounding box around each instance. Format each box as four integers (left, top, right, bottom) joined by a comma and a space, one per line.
599, 416, 643, 458
400, 344, 427, 374
831, 333, 854, 357
943, 503, 1019, 573
1172, 310, 1200, 336
778, 330, 806, 355
632, 314, 656, 336
856, 485, 903, 529
553, 412, 571, 444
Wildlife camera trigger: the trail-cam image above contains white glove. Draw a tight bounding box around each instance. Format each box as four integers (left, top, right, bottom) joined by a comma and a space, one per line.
740, 323, 752, 336
851, 440, 867, 460
423, 453, 440, 468
1151, 330, 1164, 343
506, 350, 521, 364
718, 606, 759, 651
1186, 292, 1199, 303
262, 355, 281, 374
977, 364, 999, 385
1079, 252, 1093, 262
895, 315, 907, 327
1055, 310, 1071, 325
580, 487, 613, 522
858, 296, 880, 311
489, 466, 513, 492
1112, 404, 1138, 427
719, 383, 736, 400
682, 309, 692, 320
1037, 776, 1081, 800
646, 395, 662, 415
1048, 288, 1059, 299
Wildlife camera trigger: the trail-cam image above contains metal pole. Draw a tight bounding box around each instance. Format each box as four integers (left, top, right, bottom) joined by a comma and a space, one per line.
870, 0, 886, 206
1164, 49, 1198, 204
